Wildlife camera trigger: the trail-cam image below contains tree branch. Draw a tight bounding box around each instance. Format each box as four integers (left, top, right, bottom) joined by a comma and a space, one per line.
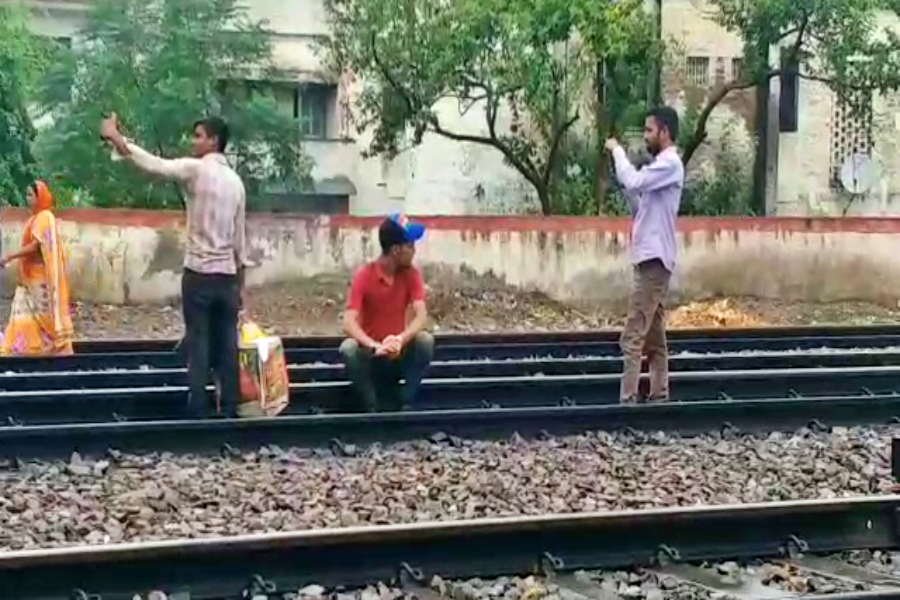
368, 31, 546, 197
682, 13, 811, 167
369, 32, 417, 116
681, 69, 782, 166
541, 111, 579, 188
785, 12, 809, 63
798, 71, 888, 92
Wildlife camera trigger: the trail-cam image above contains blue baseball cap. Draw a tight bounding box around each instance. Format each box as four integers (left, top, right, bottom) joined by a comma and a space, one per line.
388, 213, 426, 243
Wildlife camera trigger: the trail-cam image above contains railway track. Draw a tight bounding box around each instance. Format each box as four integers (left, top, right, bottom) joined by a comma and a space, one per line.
5, 325, 900, 458
6, 325, 900, 372
3, 348, 900, 392
67, 324, 900, 353
5, 393, 900, 460
3, 365, 900, 427
3, 496, 900, 599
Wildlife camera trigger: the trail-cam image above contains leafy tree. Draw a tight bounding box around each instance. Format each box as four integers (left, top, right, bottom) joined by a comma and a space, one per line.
0, 6, 52, 206
36, 0, 313, 209
325, 0, 588, 215
683, 0, 900, 169
574, 0, 660, 211
325, 0, 659, 214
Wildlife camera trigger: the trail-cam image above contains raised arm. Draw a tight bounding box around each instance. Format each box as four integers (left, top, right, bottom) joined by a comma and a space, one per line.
101, 112, 199, 183
123, 143, 200, 183
611, 145, 681, 194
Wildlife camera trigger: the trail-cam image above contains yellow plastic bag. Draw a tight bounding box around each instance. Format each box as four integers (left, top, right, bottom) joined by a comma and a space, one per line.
240, 321, 265, 344
236, 319, 290, 418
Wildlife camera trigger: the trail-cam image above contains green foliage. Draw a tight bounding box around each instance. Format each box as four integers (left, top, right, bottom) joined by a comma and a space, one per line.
684, 0, 900, 166
0, 5, 53, 206
325, 0, 656, 214
325, 0, 586, 215
575, 0, 659, 136
681, 124, 754, 216
552, 135, 598, 215
551, 133, 629, 216
36, 0, 313, 209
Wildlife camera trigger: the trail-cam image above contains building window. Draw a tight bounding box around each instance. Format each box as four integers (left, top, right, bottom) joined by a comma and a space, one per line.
299, 84, 330, 140
216, 80, 335, 139
731, 58, 743, 82
829, 90, 874, 185
686, 56, 710, 87
714, 57, 725, 84
270, 84, 297, 119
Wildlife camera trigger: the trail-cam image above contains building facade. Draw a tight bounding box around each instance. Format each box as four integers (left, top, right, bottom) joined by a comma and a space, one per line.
22, 0, 531, 216
20, 0, 900, 216
666, 0, 900, 217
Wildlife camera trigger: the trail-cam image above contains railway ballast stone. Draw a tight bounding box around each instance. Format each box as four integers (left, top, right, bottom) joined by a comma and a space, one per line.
0, 426, 893, 551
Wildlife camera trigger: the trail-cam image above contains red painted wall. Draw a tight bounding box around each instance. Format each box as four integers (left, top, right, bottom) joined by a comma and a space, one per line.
3, 208, 900, 234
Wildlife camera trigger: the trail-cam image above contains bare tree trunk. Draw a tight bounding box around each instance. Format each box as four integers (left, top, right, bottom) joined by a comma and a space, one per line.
595, 61, 610, 214
649, 0, 663, 106
537, 185, 552, 215
750, 40, 771, 214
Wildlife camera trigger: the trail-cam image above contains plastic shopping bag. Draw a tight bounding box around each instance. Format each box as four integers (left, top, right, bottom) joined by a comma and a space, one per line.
235, 319, 290, 418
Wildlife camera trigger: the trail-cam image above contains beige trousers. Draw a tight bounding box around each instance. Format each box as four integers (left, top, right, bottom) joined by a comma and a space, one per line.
619, 259, 671, 402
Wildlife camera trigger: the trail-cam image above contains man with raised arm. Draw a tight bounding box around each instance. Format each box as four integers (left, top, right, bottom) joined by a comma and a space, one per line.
340, 214, 435, 412
100, 113, 248, 419
605, 106, 685, 404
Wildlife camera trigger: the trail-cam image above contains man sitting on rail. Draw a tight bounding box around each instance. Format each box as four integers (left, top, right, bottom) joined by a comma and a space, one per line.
340, 214, 435, 412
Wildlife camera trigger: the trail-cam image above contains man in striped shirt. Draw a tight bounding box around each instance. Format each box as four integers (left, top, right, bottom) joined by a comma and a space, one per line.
101, 114, 247, 419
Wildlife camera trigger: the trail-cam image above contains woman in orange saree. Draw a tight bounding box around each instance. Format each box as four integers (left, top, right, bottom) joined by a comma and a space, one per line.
0, 181, 74, 356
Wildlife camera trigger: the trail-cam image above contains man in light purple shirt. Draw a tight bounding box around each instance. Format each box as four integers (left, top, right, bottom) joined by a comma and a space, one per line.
605, 106, 684, 404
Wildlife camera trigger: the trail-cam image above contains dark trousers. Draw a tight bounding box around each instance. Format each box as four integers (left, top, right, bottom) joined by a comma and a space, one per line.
182, 268, 240, 418
339, 332, 435, 412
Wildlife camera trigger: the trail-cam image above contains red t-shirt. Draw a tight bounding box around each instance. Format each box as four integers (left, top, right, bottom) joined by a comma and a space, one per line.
347, 261, 427, 342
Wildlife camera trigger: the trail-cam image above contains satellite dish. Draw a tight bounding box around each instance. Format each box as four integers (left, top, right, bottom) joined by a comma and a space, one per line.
840, 153, 882, 195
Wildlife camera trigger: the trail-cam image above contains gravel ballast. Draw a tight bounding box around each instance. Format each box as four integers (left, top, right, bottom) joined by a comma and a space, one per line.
0, 426, 893, 551
127, 560, 888, 600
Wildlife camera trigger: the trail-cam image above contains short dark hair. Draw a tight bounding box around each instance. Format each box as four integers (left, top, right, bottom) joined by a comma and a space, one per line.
379, 218, 407, 255
193, 116, 230, 152
647, 106, 679, 142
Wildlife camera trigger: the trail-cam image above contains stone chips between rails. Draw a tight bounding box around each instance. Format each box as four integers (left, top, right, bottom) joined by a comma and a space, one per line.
0, 425, 891, 551
128, 550, 900, 600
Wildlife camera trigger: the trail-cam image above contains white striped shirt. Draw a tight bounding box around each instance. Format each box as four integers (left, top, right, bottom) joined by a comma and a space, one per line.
125, 144, 247, 275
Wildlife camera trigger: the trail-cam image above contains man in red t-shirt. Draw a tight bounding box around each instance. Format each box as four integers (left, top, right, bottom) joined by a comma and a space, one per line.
340, 214, 435, 411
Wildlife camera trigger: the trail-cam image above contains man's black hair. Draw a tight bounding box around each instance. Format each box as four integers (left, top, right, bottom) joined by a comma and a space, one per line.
379, 218, 407, 255
193, 116, 230, 152
646, 106, 679, 142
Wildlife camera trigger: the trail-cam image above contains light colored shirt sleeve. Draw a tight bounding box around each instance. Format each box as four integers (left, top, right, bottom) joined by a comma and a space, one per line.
612, 146, 680, 194
622, 187, 641, 213
125, 143, 201, 184
234, 182, 248, 269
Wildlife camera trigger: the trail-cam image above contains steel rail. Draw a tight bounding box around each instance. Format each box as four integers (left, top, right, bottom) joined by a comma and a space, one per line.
3, 365, 900, 425
3, 348, 900, 392
5, 333, 900, 373
67, 323, 900, 353
3, 393, 900, 459
1, 496, 898, 599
